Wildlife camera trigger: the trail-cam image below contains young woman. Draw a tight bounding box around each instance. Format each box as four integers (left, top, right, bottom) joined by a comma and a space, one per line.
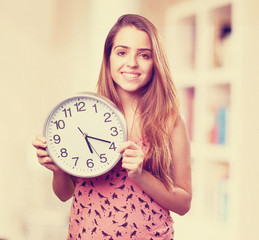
32, 14, 192, 240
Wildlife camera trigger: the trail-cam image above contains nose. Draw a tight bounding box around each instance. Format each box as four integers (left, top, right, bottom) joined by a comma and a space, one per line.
127, 54, 138, 68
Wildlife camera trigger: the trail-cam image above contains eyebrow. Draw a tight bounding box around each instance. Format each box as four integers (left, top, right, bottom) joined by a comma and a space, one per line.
113, 45, 152, 52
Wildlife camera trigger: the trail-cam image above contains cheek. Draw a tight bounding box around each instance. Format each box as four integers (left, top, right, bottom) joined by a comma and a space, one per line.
110, 56, 121, 77
109, 57, 116, 79
144, 62, 154, 79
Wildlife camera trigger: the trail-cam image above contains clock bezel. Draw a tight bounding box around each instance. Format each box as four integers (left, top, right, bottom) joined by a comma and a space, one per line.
43, 92, 127, 178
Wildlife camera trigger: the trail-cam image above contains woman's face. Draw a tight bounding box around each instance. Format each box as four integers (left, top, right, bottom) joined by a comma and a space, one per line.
109, 26, 154, 97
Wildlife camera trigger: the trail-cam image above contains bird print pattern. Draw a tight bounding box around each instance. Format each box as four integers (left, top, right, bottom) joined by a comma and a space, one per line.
68, 138, 174, 240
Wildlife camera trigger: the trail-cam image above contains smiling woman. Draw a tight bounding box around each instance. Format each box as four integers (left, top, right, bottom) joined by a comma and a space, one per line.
33, 14, 191, 240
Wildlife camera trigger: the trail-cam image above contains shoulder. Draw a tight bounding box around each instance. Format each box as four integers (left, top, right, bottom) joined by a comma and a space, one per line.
174, 113, 188, 130
169, 112, 189, 135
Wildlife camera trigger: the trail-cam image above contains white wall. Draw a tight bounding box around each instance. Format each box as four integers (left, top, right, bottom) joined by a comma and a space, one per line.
0, 0, 139, 239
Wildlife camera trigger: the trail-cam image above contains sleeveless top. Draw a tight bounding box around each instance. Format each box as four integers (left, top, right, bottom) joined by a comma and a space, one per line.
68, 138, 174, 240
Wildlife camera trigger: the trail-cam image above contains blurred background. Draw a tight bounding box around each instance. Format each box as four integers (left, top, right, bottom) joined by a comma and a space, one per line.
1, 0, 259, 239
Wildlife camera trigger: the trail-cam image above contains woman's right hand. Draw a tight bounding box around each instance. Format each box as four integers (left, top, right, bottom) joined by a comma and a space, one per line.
32, 135, 62, 173
32, 135, 75, 201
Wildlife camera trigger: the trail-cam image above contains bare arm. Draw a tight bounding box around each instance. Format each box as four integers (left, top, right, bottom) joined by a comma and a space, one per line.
130, 169, 191, 215
32, 135, 75, 202
52, 170, 75, 202
119, 115, 192, 215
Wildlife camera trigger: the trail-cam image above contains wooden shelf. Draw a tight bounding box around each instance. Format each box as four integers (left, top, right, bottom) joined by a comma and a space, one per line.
165, 0, 244, 239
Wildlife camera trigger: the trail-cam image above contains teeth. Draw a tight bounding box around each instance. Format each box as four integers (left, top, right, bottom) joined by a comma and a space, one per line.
122, 73, 139, 78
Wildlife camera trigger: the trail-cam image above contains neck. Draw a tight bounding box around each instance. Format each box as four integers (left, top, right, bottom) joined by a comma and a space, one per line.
117, 89, 140, 114
117, 89, 141, 141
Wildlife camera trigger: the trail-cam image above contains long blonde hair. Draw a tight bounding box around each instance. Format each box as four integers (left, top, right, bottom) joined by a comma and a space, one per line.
97, 14, 179, 189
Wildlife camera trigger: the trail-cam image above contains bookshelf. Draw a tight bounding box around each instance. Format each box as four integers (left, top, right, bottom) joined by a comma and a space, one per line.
165, 0, 245, 239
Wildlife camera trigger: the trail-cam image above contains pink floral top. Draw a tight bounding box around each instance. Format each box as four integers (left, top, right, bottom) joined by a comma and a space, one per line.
68, 139, 174, 240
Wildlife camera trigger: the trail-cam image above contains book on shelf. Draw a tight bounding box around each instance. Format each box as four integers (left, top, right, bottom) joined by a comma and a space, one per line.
204, 162, 229, 224
209, 105, 228, 145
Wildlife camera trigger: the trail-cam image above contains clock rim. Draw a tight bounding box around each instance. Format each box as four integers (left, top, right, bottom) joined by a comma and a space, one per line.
43, 92, 127, 178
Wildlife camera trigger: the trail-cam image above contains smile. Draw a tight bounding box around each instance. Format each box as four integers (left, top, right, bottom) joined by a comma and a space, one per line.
121, 72, 141, 79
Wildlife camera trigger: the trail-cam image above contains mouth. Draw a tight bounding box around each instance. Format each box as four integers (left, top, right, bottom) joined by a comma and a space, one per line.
121, 72, 141, 79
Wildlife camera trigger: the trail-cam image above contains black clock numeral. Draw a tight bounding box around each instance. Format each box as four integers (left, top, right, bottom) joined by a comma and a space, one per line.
109, 142, 116, 151
104, 112, 112, 122
52, 120, 65, 130
53, 134, 61, 144
72, 157, 79, 168
100, 154, 107, 163
74, 102, 86, 112
86, 159, 94, 168
62, 108, 72, 118
92, 103, 98, 113
60, 148, 68, 158
110, 127, 118, 136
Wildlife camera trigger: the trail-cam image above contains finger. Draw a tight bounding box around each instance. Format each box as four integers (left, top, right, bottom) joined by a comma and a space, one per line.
122, 160, 143, 171
123, 149, 138, 157
36, 135, 47, 143
32, 140, 47, 149
37, 149, 49, 158
38, 156, 53, 165
117, 141, 140, 153
32, 136, 47, 149
122, 162, 135, 170
122, 154, 144, 164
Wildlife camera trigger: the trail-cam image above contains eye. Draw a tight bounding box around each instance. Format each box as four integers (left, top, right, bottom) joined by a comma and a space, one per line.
117, 51, 127, 56
139, 53, 151, 59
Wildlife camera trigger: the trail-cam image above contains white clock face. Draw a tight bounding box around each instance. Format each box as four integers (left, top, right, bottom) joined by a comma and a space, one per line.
44, 93, 127, 178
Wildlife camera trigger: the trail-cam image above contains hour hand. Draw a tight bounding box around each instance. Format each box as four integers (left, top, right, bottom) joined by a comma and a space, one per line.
85, 136, 93, 154
78, 127, 93, 154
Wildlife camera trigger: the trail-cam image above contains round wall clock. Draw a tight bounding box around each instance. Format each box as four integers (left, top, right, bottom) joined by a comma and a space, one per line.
44, 92, 127, 178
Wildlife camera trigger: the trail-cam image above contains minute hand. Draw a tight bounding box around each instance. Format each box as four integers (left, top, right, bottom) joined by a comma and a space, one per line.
87, 135, 111, 143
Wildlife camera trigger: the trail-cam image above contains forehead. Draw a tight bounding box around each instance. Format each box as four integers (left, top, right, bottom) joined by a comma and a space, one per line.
113, 26, 152, 49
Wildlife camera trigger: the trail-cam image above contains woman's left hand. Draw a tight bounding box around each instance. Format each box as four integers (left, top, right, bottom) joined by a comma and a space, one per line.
118, 141, 145, 181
